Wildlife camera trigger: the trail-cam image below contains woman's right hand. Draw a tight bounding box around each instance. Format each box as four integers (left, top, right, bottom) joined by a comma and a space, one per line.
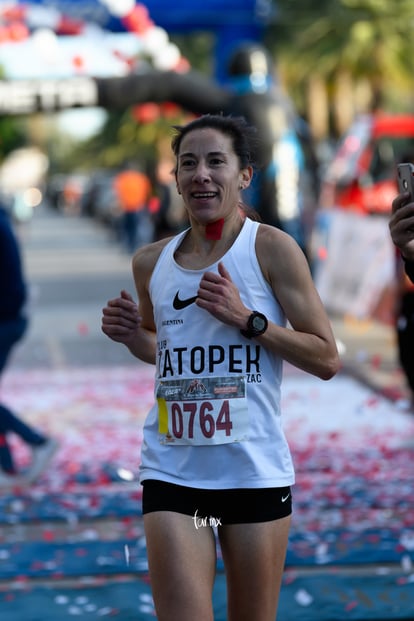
101, 289, 141, 345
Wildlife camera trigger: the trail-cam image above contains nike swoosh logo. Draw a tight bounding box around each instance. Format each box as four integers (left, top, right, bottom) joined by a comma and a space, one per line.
281, 494, 291, 503
173, 291, 197, 310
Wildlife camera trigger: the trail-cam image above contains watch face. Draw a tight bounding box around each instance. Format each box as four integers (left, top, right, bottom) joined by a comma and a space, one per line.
252, 315, 266, 331
241, 312, 268, 338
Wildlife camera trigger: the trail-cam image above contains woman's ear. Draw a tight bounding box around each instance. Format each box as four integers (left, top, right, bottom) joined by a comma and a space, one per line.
239, 166, 253, 190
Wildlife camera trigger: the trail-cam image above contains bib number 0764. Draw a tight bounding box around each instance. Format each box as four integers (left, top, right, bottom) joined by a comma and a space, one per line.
170, 400, 232, 440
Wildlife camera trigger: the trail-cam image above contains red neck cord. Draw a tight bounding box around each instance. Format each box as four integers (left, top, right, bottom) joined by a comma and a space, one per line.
205, 218, 225, 240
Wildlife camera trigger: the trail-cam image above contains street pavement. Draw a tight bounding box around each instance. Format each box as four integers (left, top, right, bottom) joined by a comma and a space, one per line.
13, 204, 137, 371
2, 204, 414, 620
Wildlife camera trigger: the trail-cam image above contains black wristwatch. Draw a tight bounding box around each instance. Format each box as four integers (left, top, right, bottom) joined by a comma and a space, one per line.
240, 311, 268, 339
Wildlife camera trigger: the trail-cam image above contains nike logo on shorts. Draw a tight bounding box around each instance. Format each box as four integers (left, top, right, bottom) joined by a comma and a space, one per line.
281, 493, 290, 503
173, 291, 197, 310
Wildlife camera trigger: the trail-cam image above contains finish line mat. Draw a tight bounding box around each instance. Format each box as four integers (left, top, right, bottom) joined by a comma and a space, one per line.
1, 572, 414, 621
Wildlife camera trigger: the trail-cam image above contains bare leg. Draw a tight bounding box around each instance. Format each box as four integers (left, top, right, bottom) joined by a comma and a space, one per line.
144, 511, 217, 621
218, 515, 291, 621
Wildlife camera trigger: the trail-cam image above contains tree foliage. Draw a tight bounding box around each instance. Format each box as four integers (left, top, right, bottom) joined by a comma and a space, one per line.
0, 117, 27, 163
265, 0, 414, 115
0, 67, 27, 161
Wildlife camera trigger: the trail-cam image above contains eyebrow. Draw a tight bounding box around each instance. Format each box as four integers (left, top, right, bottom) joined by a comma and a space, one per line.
179, 151, 226, 159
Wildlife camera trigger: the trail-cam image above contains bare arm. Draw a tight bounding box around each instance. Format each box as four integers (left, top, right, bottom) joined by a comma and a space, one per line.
196, 224, 339, 380
255, 226, 339, 379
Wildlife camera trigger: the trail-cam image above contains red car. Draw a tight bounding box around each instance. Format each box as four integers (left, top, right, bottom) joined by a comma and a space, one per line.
319, 113, 414, 214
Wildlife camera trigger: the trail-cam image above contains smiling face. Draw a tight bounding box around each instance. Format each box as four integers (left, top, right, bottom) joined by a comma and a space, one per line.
175, 127, 251, 226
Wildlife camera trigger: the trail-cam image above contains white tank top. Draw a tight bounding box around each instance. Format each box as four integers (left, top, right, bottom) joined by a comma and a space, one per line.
139, 218, 295, 489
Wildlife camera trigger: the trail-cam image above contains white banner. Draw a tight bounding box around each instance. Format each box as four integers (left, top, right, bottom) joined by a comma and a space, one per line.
313, 209, 395, 319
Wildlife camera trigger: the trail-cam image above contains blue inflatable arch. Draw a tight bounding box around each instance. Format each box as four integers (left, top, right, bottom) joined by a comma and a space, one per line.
18, 0, 271, 80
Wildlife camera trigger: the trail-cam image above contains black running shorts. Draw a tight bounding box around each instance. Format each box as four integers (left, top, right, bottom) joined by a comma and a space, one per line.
142, 480, 292, 524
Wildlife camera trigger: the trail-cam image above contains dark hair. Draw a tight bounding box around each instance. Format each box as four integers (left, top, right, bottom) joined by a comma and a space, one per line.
171, 114, 258, 170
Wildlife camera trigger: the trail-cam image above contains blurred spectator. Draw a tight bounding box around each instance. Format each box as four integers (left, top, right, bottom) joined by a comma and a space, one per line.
62, 176, 83, 215
153, 159, 187, 239
156, 180, 187, 238
0, 203, 58, 486
395, 251, 414, 410
113, 163, 153, 253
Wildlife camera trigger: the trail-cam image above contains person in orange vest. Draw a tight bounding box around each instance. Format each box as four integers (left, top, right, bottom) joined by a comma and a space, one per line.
113, 163, 153, 253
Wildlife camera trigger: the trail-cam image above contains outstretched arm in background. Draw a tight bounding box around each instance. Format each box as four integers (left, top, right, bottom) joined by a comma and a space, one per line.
390, 193, 414, 260
390, 193, 414, 283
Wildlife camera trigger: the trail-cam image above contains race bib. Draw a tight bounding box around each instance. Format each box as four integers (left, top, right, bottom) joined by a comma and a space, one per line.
156, 376, 249, 445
